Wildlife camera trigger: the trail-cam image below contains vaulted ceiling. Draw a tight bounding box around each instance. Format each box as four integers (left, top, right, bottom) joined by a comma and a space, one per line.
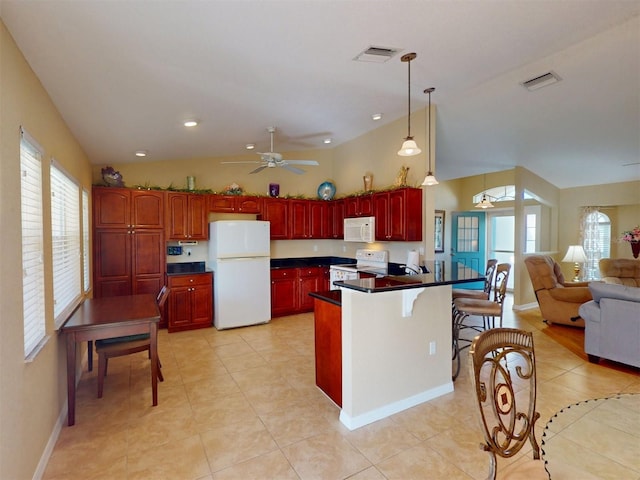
1, 1, 639, 188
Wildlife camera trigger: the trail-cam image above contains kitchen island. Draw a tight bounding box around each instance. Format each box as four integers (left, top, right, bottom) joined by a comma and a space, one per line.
312, 261, 483, 430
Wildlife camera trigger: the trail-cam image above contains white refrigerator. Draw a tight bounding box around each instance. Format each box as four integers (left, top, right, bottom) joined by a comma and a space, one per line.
207, 220, 271, 329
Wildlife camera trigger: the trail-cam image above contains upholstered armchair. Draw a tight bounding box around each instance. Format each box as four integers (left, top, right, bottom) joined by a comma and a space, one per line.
599, 258, 640, 287
524, 255, 592, 327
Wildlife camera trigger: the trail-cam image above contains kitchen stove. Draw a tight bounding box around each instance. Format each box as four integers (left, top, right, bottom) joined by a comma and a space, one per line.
329, 249, 389, 289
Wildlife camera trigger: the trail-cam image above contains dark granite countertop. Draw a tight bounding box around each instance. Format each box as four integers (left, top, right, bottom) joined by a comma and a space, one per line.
270, 256, 354, 269
270, 256, 408, 276
309, 290, 342, 306
166, 261, 211, 275
334, 261, 484, 293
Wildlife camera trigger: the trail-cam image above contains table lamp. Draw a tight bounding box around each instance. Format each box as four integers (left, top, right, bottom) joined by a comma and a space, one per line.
562, 245, 587, 282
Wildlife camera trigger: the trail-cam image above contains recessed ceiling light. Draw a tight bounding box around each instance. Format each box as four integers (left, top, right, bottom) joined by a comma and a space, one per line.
135, 150, 147, 157
183, 120, 198, 127
372, 113, 383, 121
323, 138, 332, 144
246, 143, 256, 150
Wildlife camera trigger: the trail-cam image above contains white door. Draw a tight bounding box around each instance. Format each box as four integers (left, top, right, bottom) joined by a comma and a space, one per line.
214, 256, 271, 329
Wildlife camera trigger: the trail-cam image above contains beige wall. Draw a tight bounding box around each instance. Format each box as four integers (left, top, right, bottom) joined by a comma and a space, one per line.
98, 105, 438, 267
558, 181, 640, 259
1, 21, 93, 480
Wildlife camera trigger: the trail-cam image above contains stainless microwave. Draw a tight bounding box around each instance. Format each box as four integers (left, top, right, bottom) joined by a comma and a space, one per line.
344, 216, 375, 243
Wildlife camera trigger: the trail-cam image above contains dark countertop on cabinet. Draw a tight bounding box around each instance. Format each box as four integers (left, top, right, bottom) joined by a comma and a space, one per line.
270, 256, 408, 276
166, 261, 211, 275
309, 290, 342, 306
334, 261, 484, 293
270, 256, 353, 269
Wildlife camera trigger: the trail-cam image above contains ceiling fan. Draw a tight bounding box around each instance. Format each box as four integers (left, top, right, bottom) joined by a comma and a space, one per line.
222, 127, 319, 174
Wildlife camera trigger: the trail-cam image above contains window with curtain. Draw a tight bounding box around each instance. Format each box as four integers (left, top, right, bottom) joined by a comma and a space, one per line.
581, 208, 611, 280
50, 160, 82, 327
20, 129, 46, 359
82, 188, 90, 293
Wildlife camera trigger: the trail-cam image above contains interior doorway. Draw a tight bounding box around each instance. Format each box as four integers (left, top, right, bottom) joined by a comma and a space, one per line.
487, 210, 515, 290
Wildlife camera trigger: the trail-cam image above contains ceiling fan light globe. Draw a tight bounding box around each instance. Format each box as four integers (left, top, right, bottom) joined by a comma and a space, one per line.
398, 138, 421, 156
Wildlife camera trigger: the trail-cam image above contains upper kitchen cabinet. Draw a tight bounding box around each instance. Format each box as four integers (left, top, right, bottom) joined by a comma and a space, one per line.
344, 193, 374, 217
209, 195, 262, 214
93, 187, 164, 229
260, 197, 289, 239
328, 199, 345, 239
374, 187, 422, 241
166, 192, 208, 241
290, 199, 330, 239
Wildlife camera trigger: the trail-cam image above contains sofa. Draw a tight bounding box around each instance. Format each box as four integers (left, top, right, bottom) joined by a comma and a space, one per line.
578, 282, 640, 368
599, 258, 640, 287
524, 255, 592, 327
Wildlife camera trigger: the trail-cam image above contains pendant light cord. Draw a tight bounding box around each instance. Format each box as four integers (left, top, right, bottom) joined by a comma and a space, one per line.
407, 58, 411, 138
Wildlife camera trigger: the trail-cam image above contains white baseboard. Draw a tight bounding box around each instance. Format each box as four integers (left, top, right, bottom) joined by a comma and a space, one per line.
339, 382, 454, 431
513, 302, 539, 311
33, 348, 89, 480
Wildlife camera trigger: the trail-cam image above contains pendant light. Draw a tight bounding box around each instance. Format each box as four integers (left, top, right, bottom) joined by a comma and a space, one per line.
421, 87, 438, 186
475, 174, 494, 209
398, 53, 421, 156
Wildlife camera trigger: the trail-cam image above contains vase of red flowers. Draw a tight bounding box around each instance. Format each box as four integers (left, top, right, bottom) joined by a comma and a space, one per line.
620, 226, 640, 258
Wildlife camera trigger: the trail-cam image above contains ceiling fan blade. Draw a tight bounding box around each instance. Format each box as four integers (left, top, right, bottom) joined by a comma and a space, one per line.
221, 160, 262, 165
285, 160, 319, 166
249, 165, 268, 174
283, 165, 306, 175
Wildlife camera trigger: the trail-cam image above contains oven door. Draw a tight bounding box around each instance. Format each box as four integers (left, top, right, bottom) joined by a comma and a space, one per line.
329, 267, 359, 290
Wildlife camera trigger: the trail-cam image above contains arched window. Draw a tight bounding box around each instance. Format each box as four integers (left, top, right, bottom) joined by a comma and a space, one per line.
582, 210, 611, 280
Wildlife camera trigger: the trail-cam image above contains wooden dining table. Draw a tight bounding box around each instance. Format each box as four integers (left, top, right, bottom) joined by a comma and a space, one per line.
60, 294, 160, 426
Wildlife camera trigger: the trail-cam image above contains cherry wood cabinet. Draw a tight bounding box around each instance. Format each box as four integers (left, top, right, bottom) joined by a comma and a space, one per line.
93, 187, 165, 298
166, 272, 213, 332
289, 200, 330, 239
271, 266, 328, 317
260, 197, 289, 239
328, 199, 345, 239
314, 297, 342, 407
209, 195, 262, 214
270, 268, 298, 317
344, 194, 374, 217
309, 201, 330, 239
373, 187, 422, 241
166, 192, 208, 240
93, 187, 164, 229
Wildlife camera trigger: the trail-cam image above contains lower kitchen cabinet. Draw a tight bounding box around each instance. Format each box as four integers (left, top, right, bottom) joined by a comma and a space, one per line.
271, 266, 328, 317
166, 272, 213, 332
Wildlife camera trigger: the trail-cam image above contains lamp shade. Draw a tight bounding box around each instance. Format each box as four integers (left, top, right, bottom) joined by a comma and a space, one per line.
421, 172, 439, 186
398, 138, 421, 156
475, 195, 494, 209
562, 245, 587, 263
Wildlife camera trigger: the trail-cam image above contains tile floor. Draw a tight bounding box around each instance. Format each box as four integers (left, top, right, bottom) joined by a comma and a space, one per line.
43, 299, 640, 480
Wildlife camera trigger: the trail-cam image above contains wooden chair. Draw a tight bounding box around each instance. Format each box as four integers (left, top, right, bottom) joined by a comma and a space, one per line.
452, 259, 498, 301
468, 328, 541, 480
95, 286, 169, 398
452, 263, 511, 379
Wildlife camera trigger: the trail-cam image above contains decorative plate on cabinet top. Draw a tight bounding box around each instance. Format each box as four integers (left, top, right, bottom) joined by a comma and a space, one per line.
317, 181, 336, 200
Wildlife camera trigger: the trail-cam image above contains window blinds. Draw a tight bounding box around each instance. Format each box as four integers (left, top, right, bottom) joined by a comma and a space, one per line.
82, 189, 90, 293
20, 131, 46, 357
50, 160, 82, 326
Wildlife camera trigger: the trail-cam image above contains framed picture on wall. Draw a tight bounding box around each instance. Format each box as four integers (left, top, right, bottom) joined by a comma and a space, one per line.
434, 210, 445, 253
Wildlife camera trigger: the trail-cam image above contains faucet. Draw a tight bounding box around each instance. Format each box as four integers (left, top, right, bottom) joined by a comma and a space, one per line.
401, 265, 421, 275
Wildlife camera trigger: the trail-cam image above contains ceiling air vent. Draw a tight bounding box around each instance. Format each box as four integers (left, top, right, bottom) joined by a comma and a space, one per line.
354, 46, 400, 63
521, 71, 562, 91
